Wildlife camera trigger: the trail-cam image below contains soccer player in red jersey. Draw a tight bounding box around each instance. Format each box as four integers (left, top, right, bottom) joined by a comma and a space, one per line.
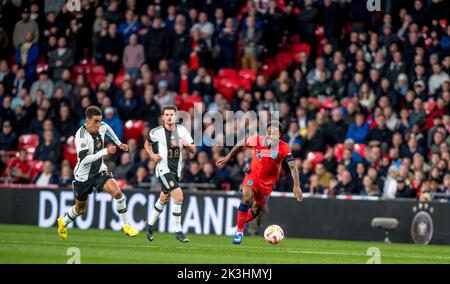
216, 121, 303, 244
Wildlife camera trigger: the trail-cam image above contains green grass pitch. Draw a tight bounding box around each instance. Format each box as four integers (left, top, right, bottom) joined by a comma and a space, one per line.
0, 224, 449, 264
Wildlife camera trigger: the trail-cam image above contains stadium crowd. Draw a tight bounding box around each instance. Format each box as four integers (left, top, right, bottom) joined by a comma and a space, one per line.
0, 0, 449, 201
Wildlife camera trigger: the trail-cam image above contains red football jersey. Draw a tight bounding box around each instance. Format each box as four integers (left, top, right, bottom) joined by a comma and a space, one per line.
244, 135, 292, 184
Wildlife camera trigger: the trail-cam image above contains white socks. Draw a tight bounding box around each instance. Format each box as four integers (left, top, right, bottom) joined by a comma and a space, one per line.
173, 201, 182, 232
63, 206, 80, 227
148, 198, 167, 226
115, 195, 129, 226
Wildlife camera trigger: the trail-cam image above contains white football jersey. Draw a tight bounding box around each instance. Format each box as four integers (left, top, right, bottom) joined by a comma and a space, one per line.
149, 124, 193, 178
73, 122, 121, 182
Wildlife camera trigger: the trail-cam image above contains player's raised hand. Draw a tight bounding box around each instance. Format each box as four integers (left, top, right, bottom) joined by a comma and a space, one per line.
293, 186, 303, 202
107, 146, 117, 155
118, 144, 129, 152
216, 155, 229, 168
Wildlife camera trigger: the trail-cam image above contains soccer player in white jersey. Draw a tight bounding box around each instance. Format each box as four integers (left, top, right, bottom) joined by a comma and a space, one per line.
144, 105, 196, 243
57, 106, 138, 239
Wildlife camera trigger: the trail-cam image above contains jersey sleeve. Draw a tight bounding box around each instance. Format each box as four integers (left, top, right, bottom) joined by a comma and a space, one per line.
148, 128, 158, 143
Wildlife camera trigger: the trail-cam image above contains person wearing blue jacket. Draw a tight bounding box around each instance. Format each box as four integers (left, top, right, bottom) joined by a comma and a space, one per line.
103, 107, 124, 142
16, 31, 39, 82
345, 113, 369, 144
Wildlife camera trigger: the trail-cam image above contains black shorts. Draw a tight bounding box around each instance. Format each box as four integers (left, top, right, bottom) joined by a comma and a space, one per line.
158, 173, 180, 193
73, 171, 114, 201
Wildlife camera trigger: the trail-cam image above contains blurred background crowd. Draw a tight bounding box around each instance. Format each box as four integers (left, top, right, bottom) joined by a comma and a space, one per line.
0, 0, 449, 201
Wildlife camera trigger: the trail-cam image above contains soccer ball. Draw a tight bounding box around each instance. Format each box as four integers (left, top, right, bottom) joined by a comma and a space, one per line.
264, 225, 284, 244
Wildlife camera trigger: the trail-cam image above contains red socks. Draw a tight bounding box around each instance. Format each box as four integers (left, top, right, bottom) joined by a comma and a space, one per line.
236, 203, 258, 233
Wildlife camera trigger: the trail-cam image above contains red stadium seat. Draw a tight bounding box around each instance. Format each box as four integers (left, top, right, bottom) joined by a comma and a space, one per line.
124, 120, 146, 142
291, 43, 311, 55
334, 143, 344, 163
237, 78, 252, 91
216, 78, 240, 102
275, 52, 294, 66
114, 68, 126, 87
238, 69, 257, 82
307, 151, 324, 171
29, 160, 44, 180
18, 134, 39, 153
353, 144, 367, 158
218, 68, 238, 78
92, 65, 105, 75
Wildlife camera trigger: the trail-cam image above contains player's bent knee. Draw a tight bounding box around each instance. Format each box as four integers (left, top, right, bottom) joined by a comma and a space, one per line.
171, 188, 183, 203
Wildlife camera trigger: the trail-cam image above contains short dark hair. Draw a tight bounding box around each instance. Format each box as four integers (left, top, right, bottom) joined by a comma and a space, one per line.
267, 120, 284, 133
85, 106, 102, 119
162, 105, 178, 114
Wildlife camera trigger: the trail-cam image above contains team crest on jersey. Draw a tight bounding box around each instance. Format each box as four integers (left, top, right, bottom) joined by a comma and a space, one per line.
170, 137, 177, 147
169, 181, 175, 187
270, 150, 278, 159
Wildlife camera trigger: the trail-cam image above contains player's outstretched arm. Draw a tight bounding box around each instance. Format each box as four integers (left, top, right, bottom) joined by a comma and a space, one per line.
105, 123, 128, 151
79, 146, 117, 165
144, 140, 162, 163
288, 159, 303, 202
216, 138, 246, 168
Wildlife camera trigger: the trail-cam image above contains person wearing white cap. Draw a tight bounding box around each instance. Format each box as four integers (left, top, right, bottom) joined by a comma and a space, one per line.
155, 80, 175, 107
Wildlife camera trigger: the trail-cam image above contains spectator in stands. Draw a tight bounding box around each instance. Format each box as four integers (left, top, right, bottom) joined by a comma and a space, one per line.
154, 59, 176, 91
59, 165, 74, 188
240, 16, 262, 71
298, 0, 318, 56
333, 170, 358, 196
315, 162, 333, 190
155, 80, 175, 107
1, 95, 15, 124
103, 107, 123, 142
346, 113, 369, 144
33, 160, 58, 187
395, 176, 416, 198
4, 149, 31, 183
303, 120, 326, 155
114, 153, 133, 180
0, 121, 17, 151
190, 12, 214, 47
201, 162, 220, 191
48, 37, 74, 81
130, 166, 149, 186
16, 31, 39, 82
182, 160, 206, 191
118, 88, 138, 121
30, 70, 54, 100
143, 17, 168, 72
216, 17, 237, 68
118, 10, 141, 45
34, 129, 61, 165
96, 23, 123, 74
122, 34, 144, 79
13, 7, 39, 48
